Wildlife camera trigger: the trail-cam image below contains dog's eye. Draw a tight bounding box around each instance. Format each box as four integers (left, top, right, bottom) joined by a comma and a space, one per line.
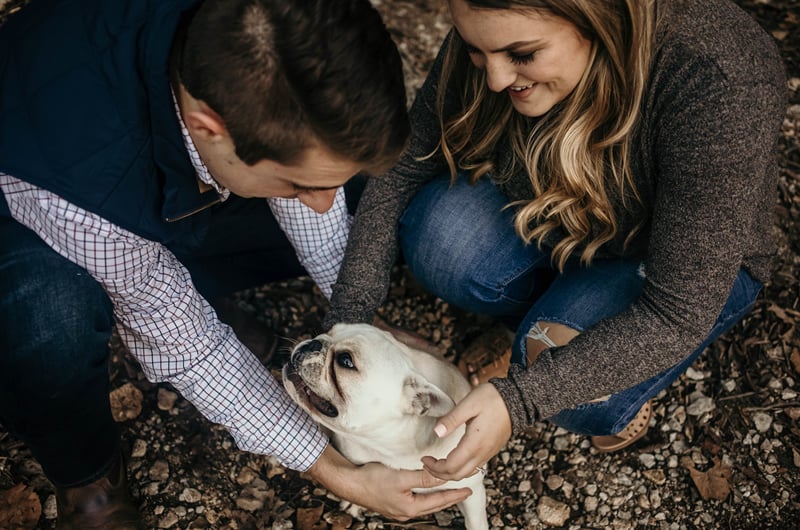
335, 351, 356, 370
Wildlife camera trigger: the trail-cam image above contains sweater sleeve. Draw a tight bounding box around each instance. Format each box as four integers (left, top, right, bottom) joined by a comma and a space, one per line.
324, 37, 452, 327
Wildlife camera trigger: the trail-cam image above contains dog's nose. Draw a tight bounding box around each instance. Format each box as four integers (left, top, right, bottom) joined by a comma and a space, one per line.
297, 339, 324, 354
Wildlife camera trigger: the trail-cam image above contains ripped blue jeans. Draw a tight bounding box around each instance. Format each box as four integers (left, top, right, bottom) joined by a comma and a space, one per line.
399, 174, 762, 435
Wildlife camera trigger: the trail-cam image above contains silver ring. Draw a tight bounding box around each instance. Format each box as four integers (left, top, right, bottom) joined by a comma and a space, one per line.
475, 466, 486, 475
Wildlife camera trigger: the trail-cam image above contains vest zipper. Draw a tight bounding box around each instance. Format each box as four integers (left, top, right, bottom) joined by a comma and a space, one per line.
164, 197, 222, 222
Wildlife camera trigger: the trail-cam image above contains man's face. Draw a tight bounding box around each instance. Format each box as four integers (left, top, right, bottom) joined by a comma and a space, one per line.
178, 81, 365, 213
196, 137, 363, 214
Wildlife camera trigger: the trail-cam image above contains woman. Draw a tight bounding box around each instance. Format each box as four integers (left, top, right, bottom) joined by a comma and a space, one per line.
326, 0, 785, 489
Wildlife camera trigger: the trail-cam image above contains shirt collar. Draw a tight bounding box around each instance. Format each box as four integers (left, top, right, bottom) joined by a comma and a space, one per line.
171, 87, 231, 200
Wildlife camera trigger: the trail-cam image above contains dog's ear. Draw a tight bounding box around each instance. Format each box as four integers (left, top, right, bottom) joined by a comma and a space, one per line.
402, 375, 455, 417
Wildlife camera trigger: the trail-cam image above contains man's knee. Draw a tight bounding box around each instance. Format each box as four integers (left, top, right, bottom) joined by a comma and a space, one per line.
0, 256, 112, 383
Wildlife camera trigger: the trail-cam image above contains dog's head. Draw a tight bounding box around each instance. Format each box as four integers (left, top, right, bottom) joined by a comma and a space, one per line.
282, 323, 456, 438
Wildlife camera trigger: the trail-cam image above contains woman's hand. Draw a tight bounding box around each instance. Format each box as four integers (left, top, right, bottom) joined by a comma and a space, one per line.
307, 444, 472, 521
421, 383, 512, 481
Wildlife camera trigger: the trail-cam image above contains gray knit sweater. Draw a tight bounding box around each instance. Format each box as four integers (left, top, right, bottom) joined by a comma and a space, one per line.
326, 0, 786, 432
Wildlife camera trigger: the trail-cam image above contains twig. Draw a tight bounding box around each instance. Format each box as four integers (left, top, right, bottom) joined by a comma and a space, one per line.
741, 402, 800, 412
718, 392, 758, 401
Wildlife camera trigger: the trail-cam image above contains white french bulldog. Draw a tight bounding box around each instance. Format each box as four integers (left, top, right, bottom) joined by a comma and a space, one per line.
282, 322, 488, 530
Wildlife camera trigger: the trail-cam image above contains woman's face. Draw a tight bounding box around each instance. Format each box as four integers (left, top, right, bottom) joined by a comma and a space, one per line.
449, 0, 592, 117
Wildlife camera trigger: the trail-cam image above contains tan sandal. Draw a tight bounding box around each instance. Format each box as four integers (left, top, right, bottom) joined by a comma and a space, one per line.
457, 324, 513, 386
591, 400, 653, 453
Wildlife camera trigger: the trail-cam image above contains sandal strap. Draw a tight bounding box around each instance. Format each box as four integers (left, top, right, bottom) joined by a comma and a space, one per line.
590, 400, 654, 453
617, 401, 652, 440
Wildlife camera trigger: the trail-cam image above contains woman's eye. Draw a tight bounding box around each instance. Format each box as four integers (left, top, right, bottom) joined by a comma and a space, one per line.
509, 52, 536, 65
335, 351, 356, 369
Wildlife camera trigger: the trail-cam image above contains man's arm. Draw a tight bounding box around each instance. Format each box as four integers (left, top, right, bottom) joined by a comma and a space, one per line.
268, 187, 351, 299
0, 175, 327, 470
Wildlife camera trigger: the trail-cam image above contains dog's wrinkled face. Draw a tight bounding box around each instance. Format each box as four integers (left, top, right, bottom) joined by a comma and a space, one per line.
282, 323, 454, 436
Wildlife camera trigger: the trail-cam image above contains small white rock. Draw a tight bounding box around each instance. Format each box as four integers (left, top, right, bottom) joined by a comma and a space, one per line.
638, 453, 656, 468
752, 411, 773, 433
584, 496, 599, 512
179, 487, 202, 503
687, 396, 715, 416
545, 475, 564, 490
685, 367, 705, 380
43, 495, 57, 520
131, 438, 147, 458
236, 496, 264, 511
157, 512, 180, 529
537, 496, 571, 527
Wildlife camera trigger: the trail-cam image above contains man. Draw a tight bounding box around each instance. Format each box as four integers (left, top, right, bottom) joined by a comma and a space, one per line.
0, 0, 469, 527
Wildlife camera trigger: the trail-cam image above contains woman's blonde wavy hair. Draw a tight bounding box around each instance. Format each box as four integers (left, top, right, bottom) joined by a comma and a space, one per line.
435, 0, 657, 270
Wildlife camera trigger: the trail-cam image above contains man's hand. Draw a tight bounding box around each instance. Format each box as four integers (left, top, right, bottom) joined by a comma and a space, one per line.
307, 444, 472, 521
421, 383, 512, 481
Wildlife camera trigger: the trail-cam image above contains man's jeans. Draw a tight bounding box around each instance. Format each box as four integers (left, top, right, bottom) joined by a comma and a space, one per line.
399, 175, 762, 435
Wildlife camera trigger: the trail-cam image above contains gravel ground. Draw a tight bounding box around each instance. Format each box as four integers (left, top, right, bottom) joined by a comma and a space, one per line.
1, 0, 799, 529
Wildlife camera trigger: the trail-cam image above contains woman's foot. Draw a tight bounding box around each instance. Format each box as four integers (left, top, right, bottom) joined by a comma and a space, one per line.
591, 400, 653, 453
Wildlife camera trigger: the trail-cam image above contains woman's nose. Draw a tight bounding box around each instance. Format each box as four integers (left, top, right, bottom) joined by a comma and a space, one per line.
484, 57, 516, 93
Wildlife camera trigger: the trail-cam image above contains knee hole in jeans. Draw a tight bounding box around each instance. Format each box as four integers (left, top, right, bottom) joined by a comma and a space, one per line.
525, 321, 580, 366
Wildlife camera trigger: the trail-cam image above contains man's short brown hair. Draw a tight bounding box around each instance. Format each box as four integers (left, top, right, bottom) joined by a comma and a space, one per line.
177, 0, 409, 172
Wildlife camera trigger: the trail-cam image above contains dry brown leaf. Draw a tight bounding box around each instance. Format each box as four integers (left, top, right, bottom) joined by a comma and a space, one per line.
701, 439, 722, 456
109, 382, 144, 422
296, 503, 325, 530
0, 484, 42, 529
771, 29, 789, 41
766, 303, 790, 322
781, 326, 797, 344
324, 511, 354, 528
682, 458, 732, 501
790, 349, 800, 374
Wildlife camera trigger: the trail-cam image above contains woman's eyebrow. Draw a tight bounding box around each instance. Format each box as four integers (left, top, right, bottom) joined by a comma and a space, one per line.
463, 38, 543, 53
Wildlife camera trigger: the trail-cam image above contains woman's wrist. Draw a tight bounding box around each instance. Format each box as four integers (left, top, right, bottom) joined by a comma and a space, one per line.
490, 372, 538, 434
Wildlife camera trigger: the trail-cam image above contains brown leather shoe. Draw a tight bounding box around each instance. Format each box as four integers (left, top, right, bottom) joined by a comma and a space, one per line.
56, 452, 146, 530
457, 324, 514, 387
215, 298, 281, 363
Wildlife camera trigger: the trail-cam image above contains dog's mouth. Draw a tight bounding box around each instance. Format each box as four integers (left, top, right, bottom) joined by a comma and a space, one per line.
285, 364, 338, 418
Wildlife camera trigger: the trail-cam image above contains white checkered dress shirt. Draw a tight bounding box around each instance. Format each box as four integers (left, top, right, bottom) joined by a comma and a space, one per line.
0, 106, 354, 471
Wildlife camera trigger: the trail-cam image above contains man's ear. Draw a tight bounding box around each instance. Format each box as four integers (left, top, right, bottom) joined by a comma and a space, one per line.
183, 103, 228, 143
403, 375, 455, 417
